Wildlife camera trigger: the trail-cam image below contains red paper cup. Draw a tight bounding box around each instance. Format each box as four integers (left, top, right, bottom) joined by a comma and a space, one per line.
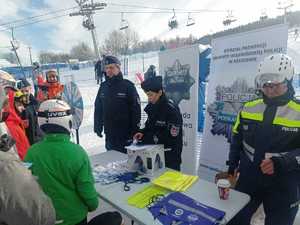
217, 179, 230, 200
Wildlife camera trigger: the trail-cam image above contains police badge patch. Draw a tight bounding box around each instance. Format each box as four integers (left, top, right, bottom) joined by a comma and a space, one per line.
170, 125, 179, 137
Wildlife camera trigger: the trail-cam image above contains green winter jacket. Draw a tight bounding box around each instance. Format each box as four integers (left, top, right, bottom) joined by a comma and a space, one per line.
24, 133, 99, 225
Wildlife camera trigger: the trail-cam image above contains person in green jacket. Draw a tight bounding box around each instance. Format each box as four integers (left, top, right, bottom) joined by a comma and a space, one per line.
25, 99, 99, 225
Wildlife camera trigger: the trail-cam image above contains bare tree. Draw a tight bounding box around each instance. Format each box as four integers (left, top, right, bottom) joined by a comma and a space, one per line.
70, 42, 95, 61
39, 52, 55, 64
39, 52, 71, 64
1, 52, 18, 64
122, 28, 140, 55
101, 30, 125, 56
101, 28, 140, 56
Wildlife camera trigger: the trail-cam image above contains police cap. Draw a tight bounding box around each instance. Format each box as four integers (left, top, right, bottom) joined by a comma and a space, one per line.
104, 55, 121, 66
141, 76, 163, 93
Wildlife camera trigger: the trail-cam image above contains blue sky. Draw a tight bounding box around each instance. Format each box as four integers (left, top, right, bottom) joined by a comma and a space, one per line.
0, 0, 299, 64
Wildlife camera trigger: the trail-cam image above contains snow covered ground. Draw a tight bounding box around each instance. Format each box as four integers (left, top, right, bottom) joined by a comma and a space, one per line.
59, 67, 300, 225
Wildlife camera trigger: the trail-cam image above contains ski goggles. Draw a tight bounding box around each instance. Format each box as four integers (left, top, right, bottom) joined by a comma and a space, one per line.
37, 109, 72, 118
255, 73, 286, 90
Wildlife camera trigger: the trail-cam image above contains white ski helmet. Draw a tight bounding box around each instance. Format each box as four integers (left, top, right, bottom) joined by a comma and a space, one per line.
0, 70, 16, 88
38, 99, 72, 133
255, 54, 295, 90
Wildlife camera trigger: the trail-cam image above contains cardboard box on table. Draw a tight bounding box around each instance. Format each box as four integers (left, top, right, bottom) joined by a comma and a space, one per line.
126, 144, 165, 175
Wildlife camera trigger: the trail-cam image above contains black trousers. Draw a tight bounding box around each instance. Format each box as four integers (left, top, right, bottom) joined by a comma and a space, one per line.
75, 218, 87, 225
105, 136, 129, 154
76, 212, 122, 225
227, 180, 299, 225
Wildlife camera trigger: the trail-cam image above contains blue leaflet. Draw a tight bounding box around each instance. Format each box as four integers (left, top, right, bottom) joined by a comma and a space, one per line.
148, 192, 226, 225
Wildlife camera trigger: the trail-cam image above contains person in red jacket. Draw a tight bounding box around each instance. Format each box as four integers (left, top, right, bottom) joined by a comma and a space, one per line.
36, 69, 64, 102
1, 89, 30, 160
45, 69, 64, 100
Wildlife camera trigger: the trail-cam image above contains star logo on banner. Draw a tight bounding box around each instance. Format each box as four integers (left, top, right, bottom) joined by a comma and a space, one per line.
163, 59, 195, 106
207, 79, 257, 143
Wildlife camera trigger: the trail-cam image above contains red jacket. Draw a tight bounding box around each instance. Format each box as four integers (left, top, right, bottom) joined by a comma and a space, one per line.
4, 90, 30, 160
47, 82, 64, 99
37, 81, 64, 102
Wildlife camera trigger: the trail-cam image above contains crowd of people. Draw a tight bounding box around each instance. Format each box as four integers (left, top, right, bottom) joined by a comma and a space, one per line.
0, 68, 65, 160
0, 52, 299, 225
0, 67, 123, 225
93, 53, 300, 225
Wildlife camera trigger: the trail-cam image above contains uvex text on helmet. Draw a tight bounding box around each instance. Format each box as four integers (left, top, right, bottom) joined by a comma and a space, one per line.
37, 99, 73, 133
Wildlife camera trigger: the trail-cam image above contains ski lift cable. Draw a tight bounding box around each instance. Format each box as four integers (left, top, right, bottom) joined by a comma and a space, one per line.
107, 2, 229, 13
0, 6, 236, 32
0, 6, 79, 28
0, 13, 71, 32
0, 10, 197, 32
0, 1, 234, 30
96, 10, 227, 14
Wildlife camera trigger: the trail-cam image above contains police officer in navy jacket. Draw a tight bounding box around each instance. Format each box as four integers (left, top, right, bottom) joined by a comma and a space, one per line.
133, 76, 183, 170
94, 55, 141, 153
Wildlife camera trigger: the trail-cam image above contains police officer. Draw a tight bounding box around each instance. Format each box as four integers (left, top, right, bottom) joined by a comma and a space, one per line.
227, 54, 300, 225
133, 76, 183, 171
94, 55, 141, 153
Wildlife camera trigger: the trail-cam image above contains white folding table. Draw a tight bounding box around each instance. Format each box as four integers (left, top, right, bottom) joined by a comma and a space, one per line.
90, 150, 250, 225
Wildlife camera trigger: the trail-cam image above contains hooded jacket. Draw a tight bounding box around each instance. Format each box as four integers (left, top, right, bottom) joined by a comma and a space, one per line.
3, 89, 30, 160
25, 133, 99, 225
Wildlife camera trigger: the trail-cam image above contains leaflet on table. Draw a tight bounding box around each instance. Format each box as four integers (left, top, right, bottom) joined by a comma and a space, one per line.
93, 159, 129, 185
126, 144, 160, 151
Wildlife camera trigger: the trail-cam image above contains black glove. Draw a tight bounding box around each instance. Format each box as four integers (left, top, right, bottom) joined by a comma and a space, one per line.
96, 131, 103, 138
271, 156, 298, 174
0, 134, 16, 152
94, 127, 103, 138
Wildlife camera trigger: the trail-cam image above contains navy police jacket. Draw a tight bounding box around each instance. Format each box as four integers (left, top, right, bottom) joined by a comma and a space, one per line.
140, 94, 183, 169
228, 91, 300, 208
94, 73, 141, 140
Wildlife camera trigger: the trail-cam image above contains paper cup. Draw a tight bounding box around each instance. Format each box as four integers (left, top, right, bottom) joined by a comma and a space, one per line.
217, 179, 230, 200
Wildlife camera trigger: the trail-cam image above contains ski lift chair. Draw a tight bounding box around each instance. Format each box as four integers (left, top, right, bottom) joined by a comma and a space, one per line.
222, 11, 237, 26
120, 13, 129, 30
186, 13, 195, 26
168, 9, 178, 30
